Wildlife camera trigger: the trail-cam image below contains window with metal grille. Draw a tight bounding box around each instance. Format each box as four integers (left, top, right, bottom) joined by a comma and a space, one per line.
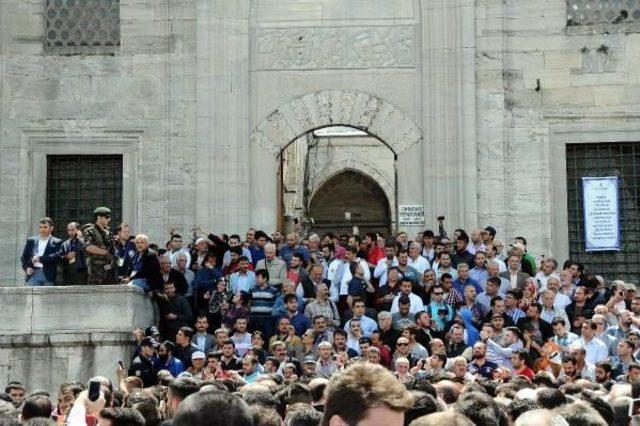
46, 155, 123, 239
567, 0, 640, 33
45, 0, 120, 54
566, 143, 640, 283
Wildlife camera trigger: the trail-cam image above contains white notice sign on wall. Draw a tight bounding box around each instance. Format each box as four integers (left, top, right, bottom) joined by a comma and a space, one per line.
582, 176, 620, 252
398, 205, 425, 227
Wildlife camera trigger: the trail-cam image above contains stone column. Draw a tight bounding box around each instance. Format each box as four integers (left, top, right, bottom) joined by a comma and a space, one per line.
249, 140, 280, 233
395, 142, 425, 237
420, 0, 478, 229
195, 0, 251, 233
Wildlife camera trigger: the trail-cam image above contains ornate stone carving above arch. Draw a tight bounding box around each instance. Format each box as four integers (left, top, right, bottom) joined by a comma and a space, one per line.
308, 158, 395, 220
250, 89, 423, 156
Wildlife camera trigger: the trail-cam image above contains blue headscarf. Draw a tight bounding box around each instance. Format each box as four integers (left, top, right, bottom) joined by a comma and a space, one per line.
458, 307, 480, 346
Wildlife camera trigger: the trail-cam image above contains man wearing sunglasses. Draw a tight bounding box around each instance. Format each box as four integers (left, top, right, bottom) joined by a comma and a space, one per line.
84, 206, 117, 285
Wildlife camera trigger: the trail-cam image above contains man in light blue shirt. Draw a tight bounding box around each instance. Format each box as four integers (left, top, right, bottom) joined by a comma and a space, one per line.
222, 234, 252, 268
240, 356, 262, 384
469, 251, 489, 287
230, 256, 256, 293
344, 299, 377, 337
279, 233, 310, 266
482, 325, 523, 371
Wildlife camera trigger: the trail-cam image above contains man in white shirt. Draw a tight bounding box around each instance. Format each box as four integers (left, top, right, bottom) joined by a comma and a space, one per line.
336, 246, 370, 299
468, 228, 487, 255
535, 257, 560, 291
545, 277, 572, 310
231, 317, 252, 357
571, 320, 609, 365
373, 243, 398, 287
539, 289, 569, 325
420, 230, 436, 264
485, 242, 506, 272
390, 278, 425, 315
407, 241, 429, 275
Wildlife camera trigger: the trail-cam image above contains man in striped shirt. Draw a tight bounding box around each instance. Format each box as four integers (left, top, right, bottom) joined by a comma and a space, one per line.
250, 269, 279, 339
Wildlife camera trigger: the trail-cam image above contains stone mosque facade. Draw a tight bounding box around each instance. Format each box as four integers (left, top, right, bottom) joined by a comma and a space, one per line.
2, 0, 640, 284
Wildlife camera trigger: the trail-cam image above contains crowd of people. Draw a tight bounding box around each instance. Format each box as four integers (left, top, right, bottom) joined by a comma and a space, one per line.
8, 212, 640, 425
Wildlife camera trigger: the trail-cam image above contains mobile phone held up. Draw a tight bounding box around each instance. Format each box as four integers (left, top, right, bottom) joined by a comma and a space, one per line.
88, 379, 101, 402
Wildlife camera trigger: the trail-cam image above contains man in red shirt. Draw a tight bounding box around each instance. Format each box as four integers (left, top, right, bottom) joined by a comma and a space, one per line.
510, 349, 534, 379
370, 329, 393, 368
364, 233, 385, 267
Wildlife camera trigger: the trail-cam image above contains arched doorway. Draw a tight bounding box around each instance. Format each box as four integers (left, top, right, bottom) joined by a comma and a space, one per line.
249, 89, 424, 233
279, 125, 396, 234
308, 171, 391, 236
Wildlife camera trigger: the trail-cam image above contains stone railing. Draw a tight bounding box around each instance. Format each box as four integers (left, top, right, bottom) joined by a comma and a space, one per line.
0, 285, 157, 395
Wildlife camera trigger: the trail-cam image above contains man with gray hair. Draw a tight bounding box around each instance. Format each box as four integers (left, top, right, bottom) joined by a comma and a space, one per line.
122, 234, 161, 291
255, 242, 287, 288
535, 257, 560, 291
158, 253, 188, 295
540, 289, 569, 324
515, 409, 568, 426
377, 310, 400, 350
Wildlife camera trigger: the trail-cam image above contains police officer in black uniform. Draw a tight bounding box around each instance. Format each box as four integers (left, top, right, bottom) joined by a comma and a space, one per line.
128, 337, 158, 387
84, 207, 117, 285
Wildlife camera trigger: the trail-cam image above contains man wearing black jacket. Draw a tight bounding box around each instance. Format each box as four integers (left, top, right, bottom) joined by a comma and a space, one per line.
159, 254, 189, 295
517, 302, 553, 359
173, 327, 198, 369
451, 234, 474, 269
190, 233, 230, 272
158, 282, 194, 341
299, 264, 332, 302
128, 337, 158, 387
124, 234, 162, 291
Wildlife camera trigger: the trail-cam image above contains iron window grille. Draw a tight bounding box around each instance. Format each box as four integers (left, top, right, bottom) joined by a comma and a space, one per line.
567, 0, 640, 33
45, 0, 120, 54
46, 155, 123, 239
566, 142, 640, 284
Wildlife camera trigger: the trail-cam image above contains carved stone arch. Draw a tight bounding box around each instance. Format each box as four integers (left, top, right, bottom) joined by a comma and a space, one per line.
250, 89, 423, 156
308, 158, 395, 220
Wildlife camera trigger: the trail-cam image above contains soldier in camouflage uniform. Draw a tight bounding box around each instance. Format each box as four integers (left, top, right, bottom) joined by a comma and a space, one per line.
84, 207, 117, 285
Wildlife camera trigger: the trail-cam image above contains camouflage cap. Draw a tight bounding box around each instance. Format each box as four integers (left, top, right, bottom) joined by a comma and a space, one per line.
93, 207, 112, 216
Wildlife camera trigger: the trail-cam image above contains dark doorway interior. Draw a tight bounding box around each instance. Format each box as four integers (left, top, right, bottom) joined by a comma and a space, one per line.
308, 170, 391, 236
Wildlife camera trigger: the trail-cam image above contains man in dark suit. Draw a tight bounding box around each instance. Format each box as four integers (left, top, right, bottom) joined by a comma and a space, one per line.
499, 254, 530, 290
299, 264, 331, 303
159, 254, 189, 296
21, 217, 62, 286
191, 314, 215, 353
58, 222, 88, 286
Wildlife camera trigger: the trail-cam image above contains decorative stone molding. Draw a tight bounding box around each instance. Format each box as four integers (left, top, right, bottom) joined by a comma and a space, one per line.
22, 126, 143, 236
250, 89, 423, 156
308, 158, 395, 212
253, 25, 415, 70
